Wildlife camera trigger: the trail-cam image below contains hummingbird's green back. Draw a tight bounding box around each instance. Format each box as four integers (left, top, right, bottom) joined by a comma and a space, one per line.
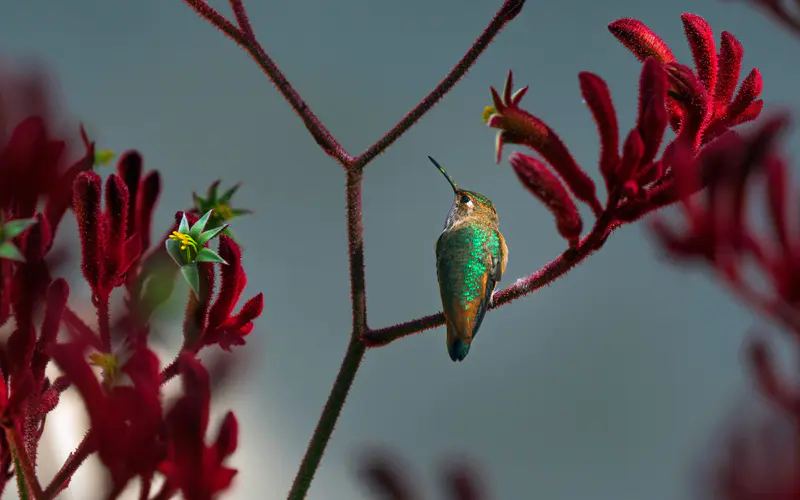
435, 205, 506, 362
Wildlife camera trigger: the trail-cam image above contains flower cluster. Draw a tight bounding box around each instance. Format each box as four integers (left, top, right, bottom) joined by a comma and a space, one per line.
0, 65, 263, 499
483, 13, 763, 250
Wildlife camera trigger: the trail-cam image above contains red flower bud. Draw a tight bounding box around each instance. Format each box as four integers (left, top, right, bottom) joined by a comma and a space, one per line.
714, 31, 744, 112
73, 171, 104, 294
608, 18, 676, 64
681, 14, 718, 95
579, 72, 619, 190
509, 152, 582, 247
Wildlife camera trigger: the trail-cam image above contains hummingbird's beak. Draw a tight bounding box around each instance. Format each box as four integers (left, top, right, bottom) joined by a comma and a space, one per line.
428, 156, 458, 194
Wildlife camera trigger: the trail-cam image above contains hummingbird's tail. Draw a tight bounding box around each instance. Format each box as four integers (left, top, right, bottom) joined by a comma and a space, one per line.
446, 322, 471, 362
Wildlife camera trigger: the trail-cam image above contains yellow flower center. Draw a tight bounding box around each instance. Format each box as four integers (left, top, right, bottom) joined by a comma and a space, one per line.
169, 231, 199, 260
482, 106, 497, 123
215, 204, 233, 221
89, 352, 120, 383
94, 149, 116, 167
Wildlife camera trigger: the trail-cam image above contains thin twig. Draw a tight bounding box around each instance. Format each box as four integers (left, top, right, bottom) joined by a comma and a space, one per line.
181, 0, 352, 167
353, 0, 526, 169
288, 169, 368, 499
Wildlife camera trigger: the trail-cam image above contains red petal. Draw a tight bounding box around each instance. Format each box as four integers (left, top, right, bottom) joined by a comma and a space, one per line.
578, 72, 619, 190
117, 234, 142, 278
232, 293, 264, 327
729, 100, 763, 127
31, 279, 69, 387
43, 137, 94, 233
608, 18, 676, 63
713, 32, 743, 110
184, 261, 215, 348
765, 155, 791, 253
511, 110, 602, 215
617, 129, 644, 184
509, 152, 583, 246
137, 170, 161, 252
637, 58, 668, 165
681, 14, 718, 96
104, 174, 130, 275
207, 236, 244, 331
50, 343, 111, 441
117, 151, 142, 238
214, 411, 238, 459
726, 69, 762, 123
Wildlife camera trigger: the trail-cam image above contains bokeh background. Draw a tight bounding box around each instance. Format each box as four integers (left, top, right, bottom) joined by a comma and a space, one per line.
2, 0, 799, 498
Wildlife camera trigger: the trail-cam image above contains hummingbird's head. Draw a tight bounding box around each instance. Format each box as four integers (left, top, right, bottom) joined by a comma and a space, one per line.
428, 156, 498, 229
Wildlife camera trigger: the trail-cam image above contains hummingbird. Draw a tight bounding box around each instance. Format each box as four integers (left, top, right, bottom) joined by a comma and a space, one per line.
430, 156, 508, 362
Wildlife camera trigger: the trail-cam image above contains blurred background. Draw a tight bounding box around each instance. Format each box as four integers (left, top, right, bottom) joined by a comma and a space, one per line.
2, 0, 799, 498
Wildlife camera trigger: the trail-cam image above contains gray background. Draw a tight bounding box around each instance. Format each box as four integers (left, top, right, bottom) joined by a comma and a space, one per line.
2, 0, 798, 498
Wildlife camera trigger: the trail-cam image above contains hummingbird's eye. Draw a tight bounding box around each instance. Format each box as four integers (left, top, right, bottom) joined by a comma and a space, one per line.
460, 194, 470, 204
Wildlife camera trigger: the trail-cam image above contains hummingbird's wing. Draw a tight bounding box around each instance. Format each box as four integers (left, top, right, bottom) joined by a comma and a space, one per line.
435, 226, 503, 350
471, 230, 506, 340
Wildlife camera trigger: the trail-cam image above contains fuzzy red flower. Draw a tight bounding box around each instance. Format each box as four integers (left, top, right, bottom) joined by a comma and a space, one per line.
50, 342, 166, 491
159, 354, 238, 500
609, 14, 763, 147
182, 233, 264, 352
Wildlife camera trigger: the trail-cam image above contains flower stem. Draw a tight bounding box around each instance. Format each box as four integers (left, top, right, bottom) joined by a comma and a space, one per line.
97, 294, 111, 352
181, 0, 352, 167
352, 0, 526, 169
4, 424, 43, 500
288, 169, 368, 499
41, 431, 95, 500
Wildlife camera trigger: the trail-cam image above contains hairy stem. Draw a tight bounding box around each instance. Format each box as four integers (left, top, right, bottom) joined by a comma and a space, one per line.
364, 208, 618, 346
5, 424, 43, 500
41, 431, 96, 500
97, 293, 111, 352
353, 0, 526, 169
288, 169, 368, 499
181, 0, 352, 167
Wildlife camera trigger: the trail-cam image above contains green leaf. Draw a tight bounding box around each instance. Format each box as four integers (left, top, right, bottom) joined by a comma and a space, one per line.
196, 224, 228, 248
190, 210, 213, 239
192, 192, 204, 211
229, 208, 253, 218
195, 247, 227, 264
165, 238, 188, 266
180, 263, 201, 297
94, 149, 116, 167
0, 242, 25, 262
140, 265, 178, 316
208, 180, 220, 202
2, 218, 37, 240
219, 183, 241, 205
178, 213, 190, 234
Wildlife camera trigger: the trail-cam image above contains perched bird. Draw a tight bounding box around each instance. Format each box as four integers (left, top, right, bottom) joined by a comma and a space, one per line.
430, 156, 507, 362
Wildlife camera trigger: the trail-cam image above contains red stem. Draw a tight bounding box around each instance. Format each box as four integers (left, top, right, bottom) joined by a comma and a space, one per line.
288, 169, 368, 499
97, 293, 112, 352
5, 424, 43, 499
351, 0, 526, 169
41, 431, 96, 500
228, 0, 254, 38
181, 0, 352, 167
